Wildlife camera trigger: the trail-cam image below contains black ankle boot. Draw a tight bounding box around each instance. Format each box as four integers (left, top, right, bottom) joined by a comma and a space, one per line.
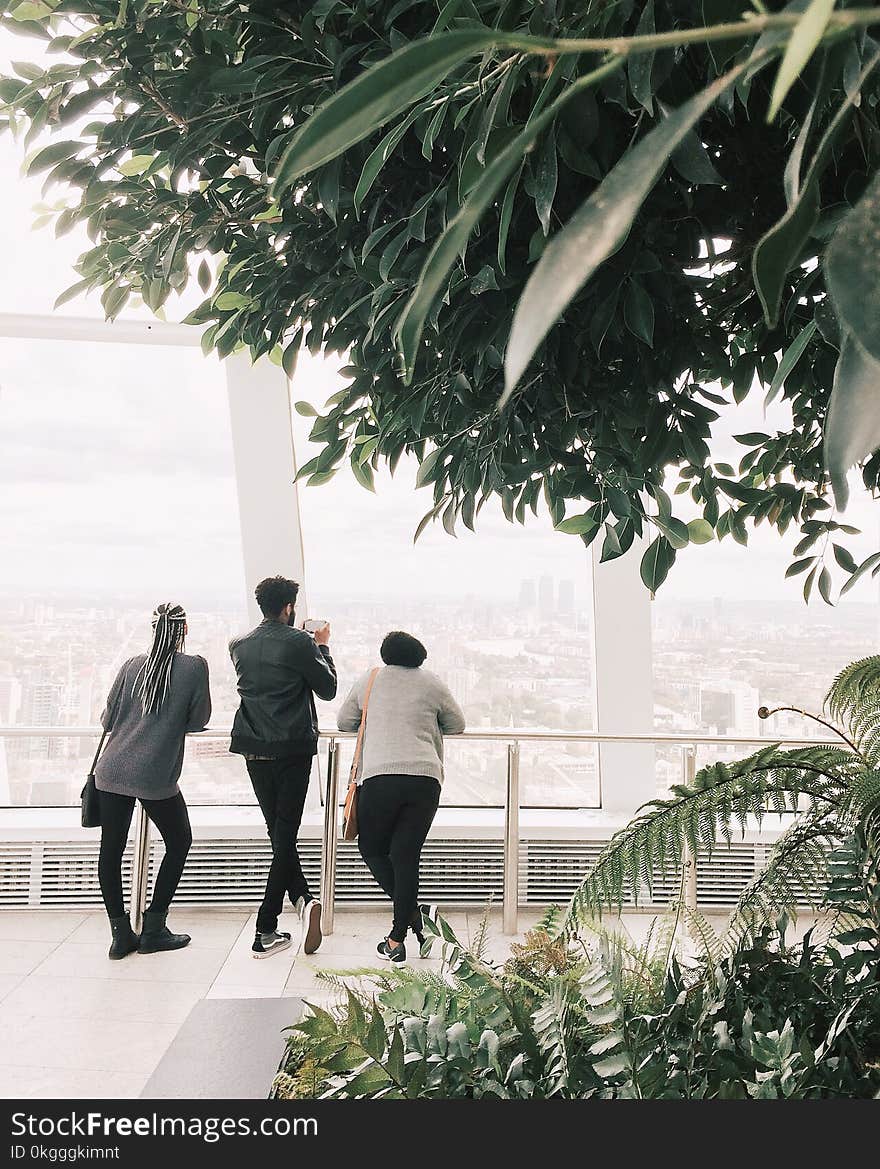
108, 914, 139, 960
137, 910, 190, 954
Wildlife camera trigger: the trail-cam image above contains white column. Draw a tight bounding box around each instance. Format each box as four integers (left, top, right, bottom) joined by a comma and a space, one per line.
225, 353, 308, 625
591, 539, 654, 820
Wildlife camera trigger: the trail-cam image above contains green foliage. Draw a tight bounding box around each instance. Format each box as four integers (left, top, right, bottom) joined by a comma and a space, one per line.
567, 656, 880, 944
4, 2, 880, 597
271, 655, 880, 1100
274, 905, 880, 1099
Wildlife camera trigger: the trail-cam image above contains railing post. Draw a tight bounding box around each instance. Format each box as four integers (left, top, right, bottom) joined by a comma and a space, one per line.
320, 738, 340, 936
682, 745, 698, 929
503, 740, 520, 935
130, 803, 151, 934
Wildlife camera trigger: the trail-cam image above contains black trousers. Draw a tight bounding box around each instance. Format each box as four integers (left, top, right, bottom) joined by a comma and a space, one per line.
357, 774, 441, 943
247, 756, 312, 934
98, 790, 192, 919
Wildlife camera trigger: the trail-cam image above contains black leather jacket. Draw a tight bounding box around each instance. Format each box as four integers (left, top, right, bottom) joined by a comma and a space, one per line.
228, 620, 337, 758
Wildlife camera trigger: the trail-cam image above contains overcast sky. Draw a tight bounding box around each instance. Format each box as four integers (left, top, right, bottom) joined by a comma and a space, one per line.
1, 25, 878, 618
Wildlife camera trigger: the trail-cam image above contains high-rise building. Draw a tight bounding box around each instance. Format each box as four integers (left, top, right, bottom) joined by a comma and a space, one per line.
0, 675, 21, 725
538, 575, 555, 618
20, 680, 64, 759
518, 580, 537, 610
558, 579, 575, 617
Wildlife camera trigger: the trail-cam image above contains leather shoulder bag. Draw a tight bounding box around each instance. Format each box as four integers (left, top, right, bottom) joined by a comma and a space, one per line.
341, 667, 379, 841
81, 679, 122, 828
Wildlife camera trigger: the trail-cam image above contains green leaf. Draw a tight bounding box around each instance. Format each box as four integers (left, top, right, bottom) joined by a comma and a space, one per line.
628, 0, 655, 113
832, 543, 857, 573
26, 139, 82, 175
350, 455, 373, 493
824, 334, 880, 510
394, 58, 623, 383
196, 259, 211, 292
283, 336, 302, 379
415, 447, 444, 488
754, 49, 880, 327
624, 281, 654, 347
215, 291, 251, 311
767, 0, 836, 122
840, 551, 880, 595
555, 512, 597, 535
600, 521, 623, 562
785, 556, 817, 577
640, 535, 674, 594
503, 59, 752, 402
766, 319, 817, 405
827, 169, 880, 366
671, 128, 724, 185
294, 401, 317, 417
687, 518, 715, 544
353, 107, 421, 216
118, 154, 154, 176
592, 1053, 630, 1078
534, 127, 557, 237
274, 31, 517, 188
657, 516, 689, 549
818, 565, 833, 604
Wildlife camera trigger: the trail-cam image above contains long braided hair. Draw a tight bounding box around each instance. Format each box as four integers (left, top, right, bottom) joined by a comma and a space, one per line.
136, 602, 187, 716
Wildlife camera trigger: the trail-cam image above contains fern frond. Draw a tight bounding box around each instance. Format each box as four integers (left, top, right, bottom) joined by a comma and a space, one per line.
724, 812, 841, 951
566, 747, 843, 930
826, 655, 880, 764
532, 980, 575, 1096
678, 903, 722, 970
536, 903, 563, 938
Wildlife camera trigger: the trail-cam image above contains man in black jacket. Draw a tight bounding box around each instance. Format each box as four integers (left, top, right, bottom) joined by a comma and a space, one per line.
229, 576, 337, 958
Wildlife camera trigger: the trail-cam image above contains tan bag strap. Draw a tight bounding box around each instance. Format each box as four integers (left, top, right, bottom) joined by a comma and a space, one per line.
349, 668, 379, 783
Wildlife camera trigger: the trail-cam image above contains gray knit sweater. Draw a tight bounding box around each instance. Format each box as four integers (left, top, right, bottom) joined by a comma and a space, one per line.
94, 653, 212, 800
336, 665, 465, 785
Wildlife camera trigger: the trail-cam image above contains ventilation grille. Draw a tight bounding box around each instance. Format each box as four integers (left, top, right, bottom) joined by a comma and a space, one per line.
0, 835, 814, 909
0, 842, 32, 907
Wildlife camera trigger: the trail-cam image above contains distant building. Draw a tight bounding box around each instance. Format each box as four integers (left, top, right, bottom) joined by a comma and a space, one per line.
699, 680, 760, 736
518, 580, 537, 611
538, 576, 555, 618
0, 675, 21, 725
558, 579, 575, 617
19, 680, 64, 759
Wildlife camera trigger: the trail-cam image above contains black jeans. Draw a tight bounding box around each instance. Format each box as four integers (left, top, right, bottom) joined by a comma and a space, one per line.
98, 790, 192, 919
357, 774, 441, 943
247, 756, 312, 934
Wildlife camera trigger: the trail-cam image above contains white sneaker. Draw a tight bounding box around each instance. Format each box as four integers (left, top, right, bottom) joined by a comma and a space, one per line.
295, 896, 322, 955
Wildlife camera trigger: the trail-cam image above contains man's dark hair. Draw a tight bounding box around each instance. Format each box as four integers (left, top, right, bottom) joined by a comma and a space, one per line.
255, 576, 300, 619
380, 631, 427, 668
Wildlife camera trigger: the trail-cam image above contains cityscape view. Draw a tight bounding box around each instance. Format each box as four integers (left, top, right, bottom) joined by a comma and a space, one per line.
2, 583, 876, 810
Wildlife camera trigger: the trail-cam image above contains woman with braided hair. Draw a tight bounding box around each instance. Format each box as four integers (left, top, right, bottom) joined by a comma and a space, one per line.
94, 602, 211, 959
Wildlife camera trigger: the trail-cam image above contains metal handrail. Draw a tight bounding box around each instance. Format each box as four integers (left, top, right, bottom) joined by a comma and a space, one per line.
1, 724, 839, 936
0, 726, 842, 746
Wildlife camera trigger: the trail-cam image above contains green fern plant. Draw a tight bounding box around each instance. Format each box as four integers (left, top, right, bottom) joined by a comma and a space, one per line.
567, 656, 880, 944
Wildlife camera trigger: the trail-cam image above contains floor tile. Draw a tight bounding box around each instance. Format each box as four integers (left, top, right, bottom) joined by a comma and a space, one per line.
0, 973, 24, 1003
0, 975, 204, 1025
0, 912, 87, 943
0, 1014, 180, 1073
206, 985, 300, 1001
209, 915, 295, 994
0, 939, 59, 977
68, 911, 249, 950
31, 941, 227, 985
0, 1065, 149, 1100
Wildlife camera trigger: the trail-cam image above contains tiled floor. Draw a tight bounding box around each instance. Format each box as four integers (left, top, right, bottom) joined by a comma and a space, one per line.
0, 905, 797, 1099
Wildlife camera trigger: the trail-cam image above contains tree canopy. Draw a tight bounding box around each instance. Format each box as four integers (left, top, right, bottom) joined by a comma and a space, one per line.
4, 1, 880, 597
